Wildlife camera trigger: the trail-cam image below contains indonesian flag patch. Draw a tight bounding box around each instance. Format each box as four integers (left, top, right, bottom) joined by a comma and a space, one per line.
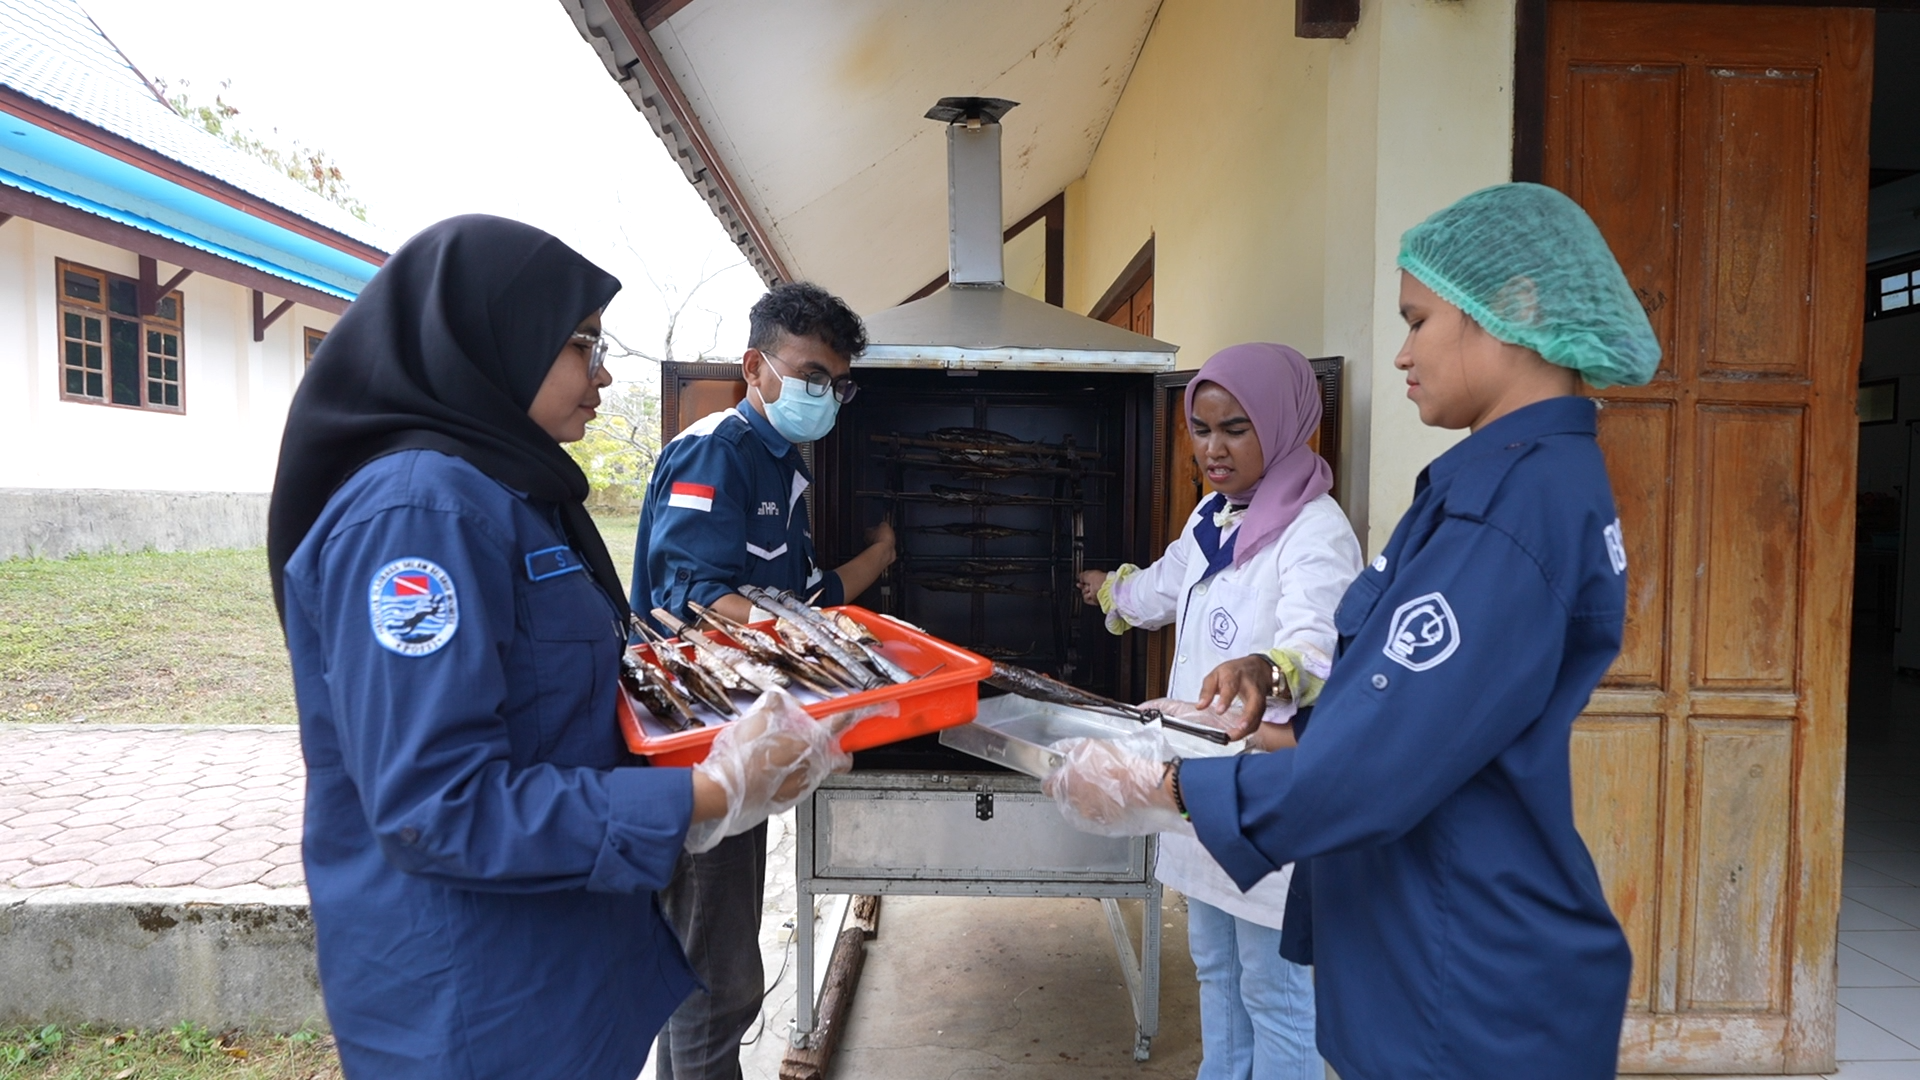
668, 482, 715, 512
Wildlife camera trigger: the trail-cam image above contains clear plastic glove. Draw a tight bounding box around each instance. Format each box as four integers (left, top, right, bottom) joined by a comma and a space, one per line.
684, 689, 854, 854
1042, 726, 1193, 838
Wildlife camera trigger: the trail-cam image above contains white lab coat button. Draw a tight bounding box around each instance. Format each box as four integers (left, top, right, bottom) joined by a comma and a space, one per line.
1178, 656, 1189, 665
1371, 673, 1389, 690
1196, 584, 1207, 596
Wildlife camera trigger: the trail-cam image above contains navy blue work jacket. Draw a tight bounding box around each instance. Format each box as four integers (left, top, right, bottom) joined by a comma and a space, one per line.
1183, 397, 1634, 1079
282, 450, 697, 1080
631, 401, 843, 628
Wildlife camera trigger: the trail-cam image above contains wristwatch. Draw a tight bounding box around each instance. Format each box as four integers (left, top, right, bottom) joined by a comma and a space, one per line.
1261, 652, 1288, 702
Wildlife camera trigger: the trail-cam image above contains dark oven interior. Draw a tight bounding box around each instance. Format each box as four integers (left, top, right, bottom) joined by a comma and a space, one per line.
813, 368, 1157, 770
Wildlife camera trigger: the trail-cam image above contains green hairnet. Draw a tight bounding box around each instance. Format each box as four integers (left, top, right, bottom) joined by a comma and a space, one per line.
1397, 183, 1660, 389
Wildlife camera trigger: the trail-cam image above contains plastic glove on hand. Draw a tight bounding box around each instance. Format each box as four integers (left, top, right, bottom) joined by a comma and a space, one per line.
1042, 726, 1193, 838
685, 689, 853, 854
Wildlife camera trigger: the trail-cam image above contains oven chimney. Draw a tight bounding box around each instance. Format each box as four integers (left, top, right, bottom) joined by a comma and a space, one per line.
926, 97, 1019, 287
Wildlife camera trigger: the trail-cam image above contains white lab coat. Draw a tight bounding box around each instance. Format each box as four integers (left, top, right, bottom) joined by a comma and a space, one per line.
1109, 492, 1362, 928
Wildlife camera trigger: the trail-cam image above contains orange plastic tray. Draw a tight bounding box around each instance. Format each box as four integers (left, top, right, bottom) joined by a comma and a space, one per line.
617, 605, 992, 766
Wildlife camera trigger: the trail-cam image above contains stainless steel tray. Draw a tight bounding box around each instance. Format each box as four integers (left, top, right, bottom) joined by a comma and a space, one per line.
940, 695, 1244, 779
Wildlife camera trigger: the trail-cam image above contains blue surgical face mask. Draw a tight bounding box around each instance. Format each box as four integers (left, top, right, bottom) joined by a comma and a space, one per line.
757, 375, 839, 443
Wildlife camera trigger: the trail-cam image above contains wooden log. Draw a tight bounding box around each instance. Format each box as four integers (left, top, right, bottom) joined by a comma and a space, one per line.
779, 923, 869, 1080
851, 894, 881, 940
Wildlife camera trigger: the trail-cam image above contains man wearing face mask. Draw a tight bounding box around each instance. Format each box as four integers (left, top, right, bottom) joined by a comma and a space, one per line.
631, 280, 893, 1080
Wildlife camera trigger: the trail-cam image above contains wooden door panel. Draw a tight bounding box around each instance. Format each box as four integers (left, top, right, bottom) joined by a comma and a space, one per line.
1546, 3, 1869, 1071
1695, 406, 1804, 689
1701, 70, 1818, 380
1130, 278, 1153, 337
1596, 401, 1674, 688
1569, 63, 1684, 368
1570, 717, 1664, 1009
1681, 720, 1794, 1011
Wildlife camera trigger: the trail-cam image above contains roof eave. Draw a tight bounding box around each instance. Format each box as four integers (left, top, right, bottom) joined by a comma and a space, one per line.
563, 0, 788, 287
0, 86, 387, 268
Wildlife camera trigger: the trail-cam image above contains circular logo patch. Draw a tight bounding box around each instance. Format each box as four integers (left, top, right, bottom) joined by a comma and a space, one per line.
369, 558, 459, 656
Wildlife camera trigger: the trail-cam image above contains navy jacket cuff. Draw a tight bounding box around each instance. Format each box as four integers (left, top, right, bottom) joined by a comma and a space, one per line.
588, 767, 692, 893
815, 570, 847, 607
1185, 755, 1288, 892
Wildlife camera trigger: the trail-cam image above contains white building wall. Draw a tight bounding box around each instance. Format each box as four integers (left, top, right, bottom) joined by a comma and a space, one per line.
0, 217, 336, 494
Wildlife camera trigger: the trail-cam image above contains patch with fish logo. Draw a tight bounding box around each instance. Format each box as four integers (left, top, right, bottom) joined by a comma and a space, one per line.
369, 558, 459, 656
1382, 592, 1459, 672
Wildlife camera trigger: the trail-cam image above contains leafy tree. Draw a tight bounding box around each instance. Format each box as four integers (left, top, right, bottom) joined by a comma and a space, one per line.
154, 77, 370, 222
572, 382, 661, 509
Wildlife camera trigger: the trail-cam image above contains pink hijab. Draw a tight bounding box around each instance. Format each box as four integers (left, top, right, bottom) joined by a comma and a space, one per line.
1184, 343, 1333, 568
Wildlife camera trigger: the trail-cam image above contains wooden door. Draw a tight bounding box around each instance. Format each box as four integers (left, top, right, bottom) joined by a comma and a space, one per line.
1543, 4, 1870, 1072
659, 361, 747, 441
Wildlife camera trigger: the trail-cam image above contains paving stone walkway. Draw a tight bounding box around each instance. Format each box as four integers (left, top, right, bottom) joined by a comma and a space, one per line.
0, 725, 304, 891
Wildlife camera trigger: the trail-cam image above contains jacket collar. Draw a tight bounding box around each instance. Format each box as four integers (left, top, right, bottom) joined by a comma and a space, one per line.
1424, 395, 1596, 487
736, 399, 793, 459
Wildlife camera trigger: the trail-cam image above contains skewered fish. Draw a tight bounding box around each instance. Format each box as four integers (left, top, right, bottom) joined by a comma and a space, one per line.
773, 617, 873, 689
910, 523, 1042, 541
912, 575, 1048, 596
970, 643, 1038, 661
652, 609, 791, 696
737, 584, 910, 684
930, 485, 1068, 507
741, 586, 892, 689
826, 612, 917, 684
632, 619, 739, 717
621, 652, 700, 731
950, 560, 1045, 576
687, 602, 847, 694
984, 662, 1230, 745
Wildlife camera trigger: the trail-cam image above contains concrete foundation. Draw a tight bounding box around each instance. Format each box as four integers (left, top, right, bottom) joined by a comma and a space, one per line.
0, 488, 269, 559
0, 886, 325, 1033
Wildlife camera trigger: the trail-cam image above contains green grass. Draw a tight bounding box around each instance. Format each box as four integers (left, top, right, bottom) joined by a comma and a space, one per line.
0, 549, 294, 725
0, 514, 646, 727
0, 1023, 341, 1080
589, 511, 640, 599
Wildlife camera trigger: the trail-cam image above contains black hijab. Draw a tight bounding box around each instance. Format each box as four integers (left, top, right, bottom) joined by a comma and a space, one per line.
267, 214, 629, 626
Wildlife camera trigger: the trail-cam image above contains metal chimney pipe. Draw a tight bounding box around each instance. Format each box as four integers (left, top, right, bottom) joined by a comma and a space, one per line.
926, 97, 1019, 287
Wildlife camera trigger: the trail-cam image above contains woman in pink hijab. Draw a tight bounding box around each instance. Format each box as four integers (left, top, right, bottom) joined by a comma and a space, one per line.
1077, 343, 1362, 1080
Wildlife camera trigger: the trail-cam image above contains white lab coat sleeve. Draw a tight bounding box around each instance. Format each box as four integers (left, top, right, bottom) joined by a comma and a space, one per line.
1266, 499, 1365, 701
1109, 511, 1202, 631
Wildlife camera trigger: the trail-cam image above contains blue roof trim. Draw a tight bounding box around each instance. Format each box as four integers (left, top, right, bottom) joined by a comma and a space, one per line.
0, 111, 378, 294
0, 164, 356, 301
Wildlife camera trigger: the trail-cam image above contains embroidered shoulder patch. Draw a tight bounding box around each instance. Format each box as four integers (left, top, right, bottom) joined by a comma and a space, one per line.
1603, 518, 1628, 575
369, 558, 459, 656
1382, 592, 1460, 672
668, 482, 715, 512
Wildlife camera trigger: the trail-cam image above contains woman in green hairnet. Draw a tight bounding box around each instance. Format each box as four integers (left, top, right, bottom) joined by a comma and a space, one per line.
1043, 183, 1658, 1079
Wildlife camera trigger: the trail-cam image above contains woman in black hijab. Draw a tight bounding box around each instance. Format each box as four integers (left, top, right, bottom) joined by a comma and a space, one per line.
271, 216, 844, 1079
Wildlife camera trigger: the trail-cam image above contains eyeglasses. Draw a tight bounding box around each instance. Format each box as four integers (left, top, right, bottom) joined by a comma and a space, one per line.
569, 331, 609, 379
761, 348, 859, 403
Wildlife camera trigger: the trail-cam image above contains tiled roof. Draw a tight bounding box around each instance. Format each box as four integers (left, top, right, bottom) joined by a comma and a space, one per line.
0, 0, 389, 253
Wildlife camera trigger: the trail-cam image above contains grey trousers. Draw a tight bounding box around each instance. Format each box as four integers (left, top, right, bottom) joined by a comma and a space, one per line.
656, 821, 769, 1080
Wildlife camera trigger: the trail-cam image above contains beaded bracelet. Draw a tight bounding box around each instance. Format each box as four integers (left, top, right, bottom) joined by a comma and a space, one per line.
1166, 756, 1190, 820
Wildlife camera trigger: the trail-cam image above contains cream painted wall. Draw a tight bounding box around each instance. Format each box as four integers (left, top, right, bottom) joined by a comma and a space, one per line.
1062, 0, 1517, 555
0, 218, 337, 493
1063, 0, 1331, 365
1331, 0, 1518, 554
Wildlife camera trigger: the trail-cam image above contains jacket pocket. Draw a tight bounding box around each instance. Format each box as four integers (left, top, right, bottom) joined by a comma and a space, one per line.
519, 572, 616, 756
